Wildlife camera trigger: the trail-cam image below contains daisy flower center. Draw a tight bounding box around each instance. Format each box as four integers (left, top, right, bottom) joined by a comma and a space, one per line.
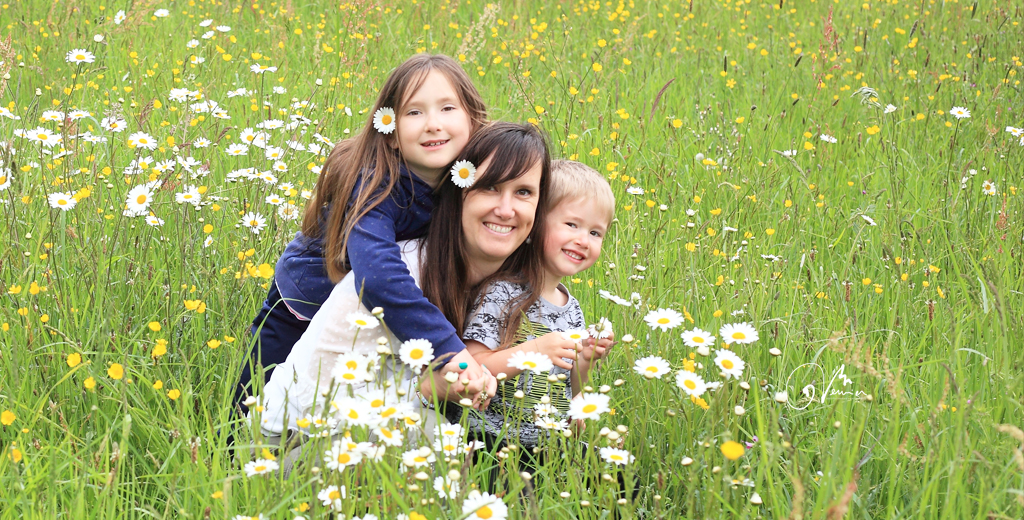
355, 319, 367, 326
381, 114, 392, 125
381, 408, 396, 417
346, 361, 358, 369
249, 220, 258, 226
347, 410, 359, 419
414, 456, 426, 463
693, 337, 705, 343
722, 360, 734, 369
523, 361, 536, 368
137, 195, 148, 204
342, 373, 355, 380
458, 168, 470, 179
337, 453, 351, 463
684, 380, 697, 390
254, 465, 266, 472
732, 332, 746, 339
645, 366, 658, 372
410, 349, 423, 359
657, 318, 670, 324
582, 404, 597, 413
76, 54, 84, 60
329, 490, 341, 500
37, 133, 47, 140
371, 399, 384, 408
58, 199, 67, 205
476, 506, 494, 519
612, 454, 623, 461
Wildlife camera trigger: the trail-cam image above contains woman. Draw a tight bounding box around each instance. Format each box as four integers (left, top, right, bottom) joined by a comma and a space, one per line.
253, 123, 574, 440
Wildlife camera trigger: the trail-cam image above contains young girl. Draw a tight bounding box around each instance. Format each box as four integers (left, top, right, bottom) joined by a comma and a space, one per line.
239, 54, 493, 407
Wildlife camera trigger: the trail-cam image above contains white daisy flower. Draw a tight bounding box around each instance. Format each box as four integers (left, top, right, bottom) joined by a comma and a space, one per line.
154, 8, 169, 17
215, 25, 231, 32
47, 191, 76, 211
25, 127, 62, 147
883, 104, 897, 114
462, 490, 508, 520
186, 39, 199, 49
374, 425, 404, 446
681, 327, 715, 348
449, 160, 476, 188
66, 49, 95, 64
272, 86, 286, 94
434, 476, 461, 500
335, 398, 376, 427
175, 186, 202, 206
277, 202, 299, 221
203, 235, 214, 248
114, 10, 126, 24
626, 186, 645, 195
714, 349, 746, 379
127, 131, 157, 150
240, 211, 266, 234
719, 322, 759, 345
644, 308, 685, 331
819, 134, 837, 143
950, 106, 971, 120
507, 351, 554, 373
192, 137, 211, 148
145, 215, 164, 227
598, 289, 632, 306
317, 485, 346, 511
249, 63, 277, 74
561, 329, 589, 343
0, 169, 12, 191
434, 433, 464, 456
68, 109, 90, 120
199, 19, 213, 27
567, 392, 610, 421
535, 415, 568, 430
225, 144, 248, 156
588, 317, 614, 339
401, 448, 435, 468
675, 370, 707, 397
242, 458, 278, 477
331, 352, 372, 384
781, 149, 797, 157
264, 194, 284, 206
125, 185, 153, 214
633, 356, 671, 379
347, 311, 379, 330
399, 338, 434, 370
372, 107, 396, 134
982, 180, 996, 196
600, 447, 635, 465
0, 106, 20, 120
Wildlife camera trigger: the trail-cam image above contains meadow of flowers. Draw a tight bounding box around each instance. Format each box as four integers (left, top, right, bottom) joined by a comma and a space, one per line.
1, 0, 1023, 518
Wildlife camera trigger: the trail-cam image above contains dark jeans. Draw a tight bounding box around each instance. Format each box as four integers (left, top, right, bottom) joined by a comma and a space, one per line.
234, 282, 311, 411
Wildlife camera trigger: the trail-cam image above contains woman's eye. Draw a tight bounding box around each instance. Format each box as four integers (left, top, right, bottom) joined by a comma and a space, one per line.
516, 188, 532, 196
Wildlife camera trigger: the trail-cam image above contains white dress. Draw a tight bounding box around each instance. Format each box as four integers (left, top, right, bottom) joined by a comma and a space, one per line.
255, 240, 425, 437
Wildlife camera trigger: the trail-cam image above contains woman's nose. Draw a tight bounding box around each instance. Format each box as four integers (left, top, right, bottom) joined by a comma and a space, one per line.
493, 193, 514, 219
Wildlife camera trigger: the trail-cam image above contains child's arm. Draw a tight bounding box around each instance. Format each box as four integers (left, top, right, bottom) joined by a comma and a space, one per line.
569, 334, 616, 395
346, 183, 493, 402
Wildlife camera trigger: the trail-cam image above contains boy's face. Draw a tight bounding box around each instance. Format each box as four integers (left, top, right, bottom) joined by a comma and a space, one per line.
542, 197, 609, 280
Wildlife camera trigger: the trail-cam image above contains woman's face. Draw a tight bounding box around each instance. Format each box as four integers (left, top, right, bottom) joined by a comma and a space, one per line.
461, 155, 543, 275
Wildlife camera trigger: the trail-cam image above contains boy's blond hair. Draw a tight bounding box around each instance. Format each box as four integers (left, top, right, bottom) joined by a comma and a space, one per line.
548, 159, 615, 224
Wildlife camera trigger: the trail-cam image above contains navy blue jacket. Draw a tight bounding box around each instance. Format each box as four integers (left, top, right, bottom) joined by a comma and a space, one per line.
245, 167, 464, 393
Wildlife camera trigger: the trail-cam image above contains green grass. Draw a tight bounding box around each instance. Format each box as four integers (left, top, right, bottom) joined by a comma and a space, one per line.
1, 0, 1023, 518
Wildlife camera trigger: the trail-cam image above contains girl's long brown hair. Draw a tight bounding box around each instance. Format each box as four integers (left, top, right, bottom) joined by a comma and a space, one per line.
419, 122, 551, 345
301, 54, 488, 282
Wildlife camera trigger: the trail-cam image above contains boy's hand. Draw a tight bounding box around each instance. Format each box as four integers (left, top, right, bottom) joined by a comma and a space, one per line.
580, 333, 616, 364
530, 332, 581, 370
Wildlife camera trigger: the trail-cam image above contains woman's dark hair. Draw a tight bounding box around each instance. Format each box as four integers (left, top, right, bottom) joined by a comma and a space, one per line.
301, 54, 488, 282
420, 122, 551, 343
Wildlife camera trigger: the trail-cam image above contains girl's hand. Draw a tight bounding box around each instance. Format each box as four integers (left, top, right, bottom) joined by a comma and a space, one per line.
421, 350, 496, 410
530, 332, 581, 370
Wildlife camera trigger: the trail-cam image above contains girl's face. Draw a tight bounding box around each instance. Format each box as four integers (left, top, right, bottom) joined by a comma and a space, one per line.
541, 197, 608, 280
395, 70, 473, 186
461, 156, 543, 275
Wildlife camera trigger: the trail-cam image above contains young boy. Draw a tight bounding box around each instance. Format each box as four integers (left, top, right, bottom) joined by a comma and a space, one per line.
456, 159, 616, 449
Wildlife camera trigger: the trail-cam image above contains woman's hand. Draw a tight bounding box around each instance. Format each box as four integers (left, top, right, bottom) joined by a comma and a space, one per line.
529, 332, 581, 370
419, 350, 497, 410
